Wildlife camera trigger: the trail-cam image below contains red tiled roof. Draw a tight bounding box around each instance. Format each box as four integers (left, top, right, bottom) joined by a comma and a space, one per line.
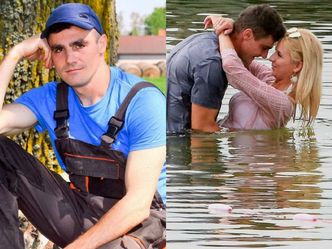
118, 36, 166, 55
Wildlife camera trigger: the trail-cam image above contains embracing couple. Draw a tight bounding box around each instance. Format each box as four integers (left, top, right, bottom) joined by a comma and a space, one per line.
167, 4, 323, 134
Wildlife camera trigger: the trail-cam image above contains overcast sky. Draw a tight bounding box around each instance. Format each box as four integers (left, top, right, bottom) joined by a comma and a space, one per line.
115, 0, 165, 34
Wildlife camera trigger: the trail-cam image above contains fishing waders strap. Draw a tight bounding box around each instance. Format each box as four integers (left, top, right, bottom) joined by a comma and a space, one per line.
54, 82, 69, 138
101, 81, 158, 146
54, 81, 159, 143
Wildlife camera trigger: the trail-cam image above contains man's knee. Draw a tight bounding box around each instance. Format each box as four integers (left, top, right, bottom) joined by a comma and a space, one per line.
0, 135, 16, 147
0, 135, 28, 182
0, 165, 6, 184
0, 159, 16, 191
0, 135, 8, 142
0, 136, 21, 163
0, 136, 12, 184
0, 136, 25, 157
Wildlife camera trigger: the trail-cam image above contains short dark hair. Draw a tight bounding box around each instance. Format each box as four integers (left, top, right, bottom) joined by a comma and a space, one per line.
46, 23, 72, 38
234, 4, 286, 41
46, 23, 101, 41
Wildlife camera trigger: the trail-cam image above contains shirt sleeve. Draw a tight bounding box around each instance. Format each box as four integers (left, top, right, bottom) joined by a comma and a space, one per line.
191, 57, 228, 109
249, 60, 275, 84
221, 48, 293, 120
125, 87, 166, 152
14, 86, 51, 133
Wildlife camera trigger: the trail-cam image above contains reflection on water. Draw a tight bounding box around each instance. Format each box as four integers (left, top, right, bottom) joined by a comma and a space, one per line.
169, 129, 322, 209
167, 0, 332, 248
167, 129, 332, 248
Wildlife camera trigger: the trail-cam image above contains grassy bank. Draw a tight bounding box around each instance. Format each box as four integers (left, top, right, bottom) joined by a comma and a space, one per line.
144, 76, 166, 95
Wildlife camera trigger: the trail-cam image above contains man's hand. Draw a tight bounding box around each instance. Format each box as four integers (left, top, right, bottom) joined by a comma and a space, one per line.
10, 34, 53, 69
0, 34, 52, 135
204, 16, 234, 36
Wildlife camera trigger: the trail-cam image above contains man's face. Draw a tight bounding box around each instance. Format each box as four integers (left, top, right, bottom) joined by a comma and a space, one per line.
48, 26, 105, 87
237, 29, 275, 67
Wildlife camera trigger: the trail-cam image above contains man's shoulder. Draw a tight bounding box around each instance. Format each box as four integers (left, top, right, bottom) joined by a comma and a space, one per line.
193, 31, 218, 40
169, 32, 220, 64
17, 81, 57, 101
175, 32, 218, 49
185, 32, 217, 42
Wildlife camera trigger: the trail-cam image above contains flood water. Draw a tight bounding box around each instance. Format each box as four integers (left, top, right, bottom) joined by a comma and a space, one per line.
166, 0, 332, 248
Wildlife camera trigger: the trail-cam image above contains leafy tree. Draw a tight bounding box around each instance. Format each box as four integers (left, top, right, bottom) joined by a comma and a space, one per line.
130, 12, 144, 36
144, 7, 165, 35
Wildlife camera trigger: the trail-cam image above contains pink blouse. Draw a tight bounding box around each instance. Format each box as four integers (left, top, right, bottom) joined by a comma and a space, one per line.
219, 49, 294, 130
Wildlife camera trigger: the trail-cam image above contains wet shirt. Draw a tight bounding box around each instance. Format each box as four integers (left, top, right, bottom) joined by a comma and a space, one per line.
15, 67, 167, 203
167, 32, 228, 134
219, 49, 293, 129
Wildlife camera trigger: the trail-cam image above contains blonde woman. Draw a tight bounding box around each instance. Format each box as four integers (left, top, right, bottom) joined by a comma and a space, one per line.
204, 16, 323, 130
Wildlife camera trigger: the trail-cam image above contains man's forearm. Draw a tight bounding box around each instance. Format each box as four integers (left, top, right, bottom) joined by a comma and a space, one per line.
0, 48, 22, 110
192, 121, 220, 132
0, 35, 52, 111
65, 193, 150, 249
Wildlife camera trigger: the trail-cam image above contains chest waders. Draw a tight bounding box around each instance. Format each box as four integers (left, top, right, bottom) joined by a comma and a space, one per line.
53, 82, 166, 248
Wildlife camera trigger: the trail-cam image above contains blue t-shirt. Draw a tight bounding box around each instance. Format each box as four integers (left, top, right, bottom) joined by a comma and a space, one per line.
16, 67, 166, 203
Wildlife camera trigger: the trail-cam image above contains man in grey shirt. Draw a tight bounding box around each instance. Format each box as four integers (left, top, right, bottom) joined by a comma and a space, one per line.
167, 4, 286, 134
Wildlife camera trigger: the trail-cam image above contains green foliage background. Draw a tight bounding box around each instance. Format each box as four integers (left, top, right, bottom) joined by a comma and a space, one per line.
144, 7, 166, 35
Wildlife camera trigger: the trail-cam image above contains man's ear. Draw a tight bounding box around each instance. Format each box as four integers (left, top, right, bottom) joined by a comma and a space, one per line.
242, 28, 254, 41
97, 34, 108, 54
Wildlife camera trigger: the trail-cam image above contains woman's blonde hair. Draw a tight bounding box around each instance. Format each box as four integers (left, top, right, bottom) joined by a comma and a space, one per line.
283, 28, 323, 125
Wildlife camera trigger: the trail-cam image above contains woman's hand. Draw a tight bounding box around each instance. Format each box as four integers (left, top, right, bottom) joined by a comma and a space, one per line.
204, 16, 234, 36
204, 16, 236, 59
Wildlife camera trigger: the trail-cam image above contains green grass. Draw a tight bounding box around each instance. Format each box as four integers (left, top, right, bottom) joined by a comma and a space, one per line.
144, 76, 166, 95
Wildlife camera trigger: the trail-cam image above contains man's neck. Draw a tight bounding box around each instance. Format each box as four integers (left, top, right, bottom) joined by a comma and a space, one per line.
229, 33, 252, 69
230, 33, 240, 55
74, 63, 110, 107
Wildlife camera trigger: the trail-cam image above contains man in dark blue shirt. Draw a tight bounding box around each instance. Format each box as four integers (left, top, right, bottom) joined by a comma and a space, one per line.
167, 4, 286, 134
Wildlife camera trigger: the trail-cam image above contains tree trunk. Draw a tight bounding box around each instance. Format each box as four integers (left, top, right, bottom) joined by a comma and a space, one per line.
0, 0, 119, 172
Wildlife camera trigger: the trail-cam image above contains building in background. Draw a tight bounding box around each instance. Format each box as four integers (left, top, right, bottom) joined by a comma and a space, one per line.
117, 35, 165, 78
116, 1, 165, 78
